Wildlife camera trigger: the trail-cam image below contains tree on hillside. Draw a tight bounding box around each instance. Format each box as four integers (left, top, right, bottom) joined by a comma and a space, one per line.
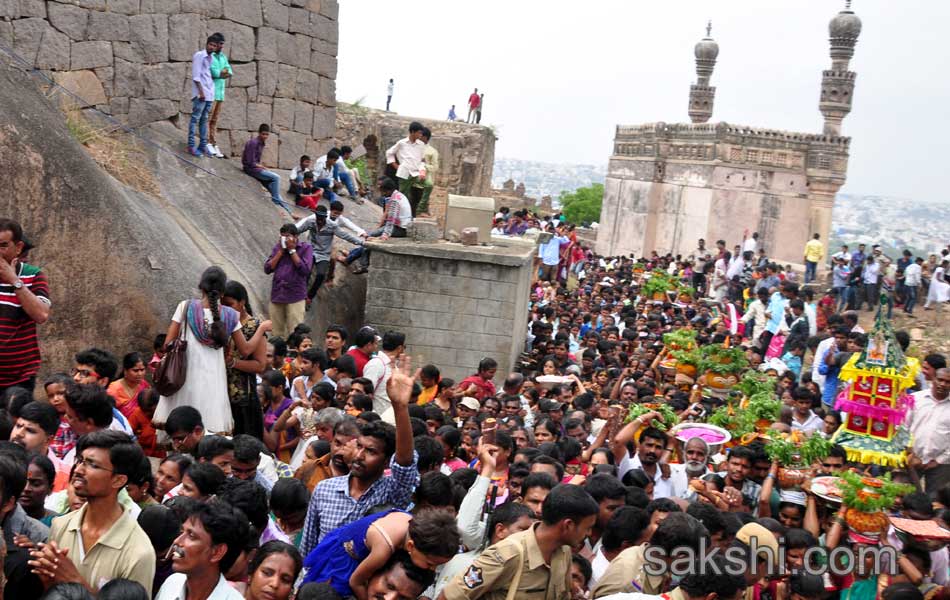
559, 183, 603, 225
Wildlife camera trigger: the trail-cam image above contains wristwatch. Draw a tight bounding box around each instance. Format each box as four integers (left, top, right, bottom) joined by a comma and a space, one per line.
12, 279, 23, 290
288, 249, 296, 255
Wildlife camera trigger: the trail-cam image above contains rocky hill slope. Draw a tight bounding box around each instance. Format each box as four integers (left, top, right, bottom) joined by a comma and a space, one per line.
0, 60, 373, 375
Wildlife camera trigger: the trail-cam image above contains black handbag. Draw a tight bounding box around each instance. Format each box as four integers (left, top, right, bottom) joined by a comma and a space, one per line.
153, 303, 189, 396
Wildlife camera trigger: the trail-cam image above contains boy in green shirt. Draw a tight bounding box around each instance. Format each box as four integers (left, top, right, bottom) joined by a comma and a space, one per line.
207, 32, 230, 158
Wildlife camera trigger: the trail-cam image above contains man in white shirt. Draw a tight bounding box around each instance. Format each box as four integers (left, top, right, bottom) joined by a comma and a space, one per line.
616, 427, 683, 500
903, 256, 923, 315
311, 149, 341, 202
386, 78, 394, 111
363, 331, 405, 422
741, 288, 770, 344
832, 244, 851, 265
790, 389, 824, 434
743, 231, 759, 254
328, 199, 367, 237
156, 502, 245, 600
908, 369, 950, 494
860, 256, 881, 311
385, 121, 426, 210
288, 155, 313, 194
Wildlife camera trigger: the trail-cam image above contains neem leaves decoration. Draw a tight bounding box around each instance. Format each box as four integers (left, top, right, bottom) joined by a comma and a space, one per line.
838, 471, 914, 513
626, 403, 679, 431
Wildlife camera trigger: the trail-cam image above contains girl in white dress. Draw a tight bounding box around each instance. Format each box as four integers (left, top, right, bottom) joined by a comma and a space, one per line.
924, 259, 950, 309
154, 267, 271, 434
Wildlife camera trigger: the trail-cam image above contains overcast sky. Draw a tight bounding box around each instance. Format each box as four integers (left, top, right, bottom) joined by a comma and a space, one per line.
337, 1, 949, 203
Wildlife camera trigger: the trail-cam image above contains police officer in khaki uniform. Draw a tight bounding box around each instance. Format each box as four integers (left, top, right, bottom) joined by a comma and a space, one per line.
438, 485, 599, 600
593, 512, 709, 599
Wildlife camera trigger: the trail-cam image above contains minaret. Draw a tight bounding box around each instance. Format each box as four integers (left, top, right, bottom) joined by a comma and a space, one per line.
806, 1, 861, 277
819, 1, 861, 135
688, 21, 719, 124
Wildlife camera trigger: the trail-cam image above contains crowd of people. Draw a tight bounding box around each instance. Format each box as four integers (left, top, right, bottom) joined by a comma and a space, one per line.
3, 192, 950, 600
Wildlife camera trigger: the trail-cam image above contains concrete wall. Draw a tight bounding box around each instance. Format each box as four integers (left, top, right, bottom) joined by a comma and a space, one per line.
0, 0, 339, 168
363, 239, 533, 384
336, 105, 496, 224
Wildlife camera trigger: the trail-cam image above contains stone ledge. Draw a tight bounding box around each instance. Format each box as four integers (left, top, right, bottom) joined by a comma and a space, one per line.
364, 238, 534, 267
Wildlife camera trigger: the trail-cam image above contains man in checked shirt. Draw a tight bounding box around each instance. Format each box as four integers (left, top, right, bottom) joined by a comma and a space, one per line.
299, 354, 419, 557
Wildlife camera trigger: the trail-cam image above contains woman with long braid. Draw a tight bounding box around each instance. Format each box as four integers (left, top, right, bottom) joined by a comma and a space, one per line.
153, 267, 271, 434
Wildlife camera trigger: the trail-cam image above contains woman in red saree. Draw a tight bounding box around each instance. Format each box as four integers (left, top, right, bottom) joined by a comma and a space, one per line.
107, 351, 149, 420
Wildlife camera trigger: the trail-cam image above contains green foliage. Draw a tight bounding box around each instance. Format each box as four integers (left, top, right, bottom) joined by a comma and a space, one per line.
678, 284, 697, 298
736, 372, 777, 398
671, 348, 702, 367
765, 437, 798, 465
839, 472, 914, 512
743, 392, 783, 423
66, 110, 97, 145
663, 329, 697, 349
642, 270, 675, 297
626, 403, 679, 431
559, 183, 604, 225
765, 434, 833, 466
708, 405, 738, 430
698, 345, 749, 375
349, 156, 368, 182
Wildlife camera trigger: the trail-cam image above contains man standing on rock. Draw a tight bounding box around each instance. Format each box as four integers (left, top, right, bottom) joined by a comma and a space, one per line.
385, 121, 427, 213
0, 219, 50, 396
418, 127, 439, 217
466, 88, 480, 123
206, 32, 230, 159
188, 35, 218, 157
386, 78, 394, 111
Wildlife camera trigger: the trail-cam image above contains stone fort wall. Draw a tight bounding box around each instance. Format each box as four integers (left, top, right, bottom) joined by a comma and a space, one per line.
336, 105, 495, 224
0, 0, 338, 168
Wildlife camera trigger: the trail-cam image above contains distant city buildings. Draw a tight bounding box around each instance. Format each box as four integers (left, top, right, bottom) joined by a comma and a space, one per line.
831, 194, 948, 256
492, 157, 606, 204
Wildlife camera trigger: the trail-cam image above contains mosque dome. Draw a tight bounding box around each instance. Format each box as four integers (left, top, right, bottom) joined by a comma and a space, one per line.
694, 22, 719, 61
828, 4, 862, 41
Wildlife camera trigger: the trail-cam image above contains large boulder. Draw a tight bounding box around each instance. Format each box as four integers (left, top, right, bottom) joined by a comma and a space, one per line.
0, 62, 371, 378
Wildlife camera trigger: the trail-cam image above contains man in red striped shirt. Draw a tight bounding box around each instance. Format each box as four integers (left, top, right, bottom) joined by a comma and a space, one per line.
0, 219, 51, 395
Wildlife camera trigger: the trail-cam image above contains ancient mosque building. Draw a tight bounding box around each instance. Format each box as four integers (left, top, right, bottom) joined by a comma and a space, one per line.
596, 3, 861, 267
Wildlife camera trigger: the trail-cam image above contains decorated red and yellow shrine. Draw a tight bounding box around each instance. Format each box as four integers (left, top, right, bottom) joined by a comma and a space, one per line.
831, 297, 919, 466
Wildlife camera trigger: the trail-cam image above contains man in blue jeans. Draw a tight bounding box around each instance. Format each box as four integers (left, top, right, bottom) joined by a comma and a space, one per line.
334, 146, 365, 202
188, 35, 219, 156
242, 123, 293, 215
310, 149, 340, 203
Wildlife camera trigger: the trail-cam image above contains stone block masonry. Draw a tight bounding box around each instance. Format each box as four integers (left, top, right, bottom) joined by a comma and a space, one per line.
336, 104, 495, 227
363, 238, 535, 385
1, 0, 338, 168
